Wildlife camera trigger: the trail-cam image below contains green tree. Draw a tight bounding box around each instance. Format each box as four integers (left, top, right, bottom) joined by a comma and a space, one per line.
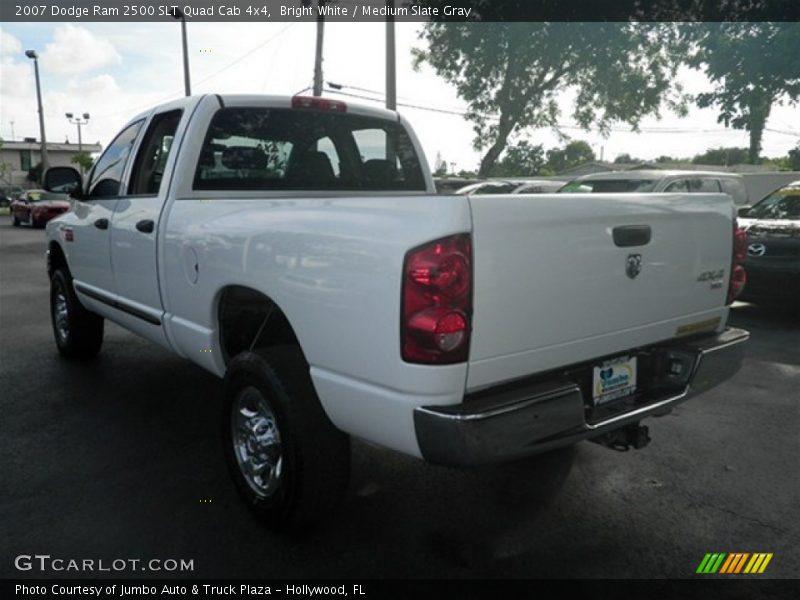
788, 143, 800, 171
414, 23, 686, 177
0, 139, 13, 186
490, 140, 546, 177
545, 140, 596, 174
27, 162, 42, 185
685, 23, 800, 164
691, 147, 750, 166
70, 151, 94, 173
614, 153, 640, 164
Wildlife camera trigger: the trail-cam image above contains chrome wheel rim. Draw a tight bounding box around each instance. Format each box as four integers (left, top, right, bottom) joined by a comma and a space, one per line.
232, 386, 283, 498
54, 291, 69, 343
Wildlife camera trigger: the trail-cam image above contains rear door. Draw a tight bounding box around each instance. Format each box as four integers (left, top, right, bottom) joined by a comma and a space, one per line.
109, 106, 185, 344
466, 192, 734, 389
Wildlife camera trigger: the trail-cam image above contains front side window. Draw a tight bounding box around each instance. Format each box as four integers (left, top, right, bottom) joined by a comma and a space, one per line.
664, 179, 690, 193
748, 185, 800, 219
193, 108, 425, 192
87, 120, 144, 198
690, 178, 722, 193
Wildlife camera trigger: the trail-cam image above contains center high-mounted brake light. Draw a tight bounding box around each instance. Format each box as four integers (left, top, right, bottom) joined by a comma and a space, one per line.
402, 234, 472, 364
727, 221, 747, 304
291, 96, 347, 112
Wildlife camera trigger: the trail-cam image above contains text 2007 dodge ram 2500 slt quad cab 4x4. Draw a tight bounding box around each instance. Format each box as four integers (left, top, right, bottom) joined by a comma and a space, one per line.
43, 94, 749, 529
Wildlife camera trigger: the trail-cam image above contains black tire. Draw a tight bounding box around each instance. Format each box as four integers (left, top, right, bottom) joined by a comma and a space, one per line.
223, 346, 350, 531
50, 268, 104, 359
12, 213, 20, 226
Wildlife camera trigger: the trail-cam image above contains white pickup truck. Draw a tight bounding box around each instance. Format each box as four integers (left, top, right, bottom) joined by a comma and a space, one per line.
43, 94, 749, 529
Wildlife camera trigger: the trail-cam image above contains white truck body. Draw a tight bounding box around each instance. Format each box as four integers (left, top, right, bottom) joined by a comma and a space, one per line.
45, 94, 747, 467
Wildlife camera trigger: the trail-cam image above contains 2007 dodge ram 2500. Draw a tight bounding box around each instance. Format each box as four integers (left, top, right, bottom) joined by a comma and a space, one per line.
43, 94, 749, 529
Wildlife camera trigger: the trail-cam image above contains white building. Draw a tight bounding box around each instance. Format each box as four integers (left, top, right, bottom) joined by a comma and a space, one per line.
1, 139, 103, 187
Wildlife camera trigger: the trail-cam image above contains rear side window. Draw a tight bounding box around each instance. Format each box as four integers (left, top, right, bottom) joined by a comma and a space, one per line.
193, 108, 425, 192
559, 179, 657, 193
129, 110, 182, 195
720, 178, 748, 205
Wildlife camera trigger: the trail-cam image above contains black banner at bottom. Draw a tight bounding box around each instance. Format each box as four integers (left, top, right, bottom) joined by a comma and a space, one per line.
3, 579, 799, 600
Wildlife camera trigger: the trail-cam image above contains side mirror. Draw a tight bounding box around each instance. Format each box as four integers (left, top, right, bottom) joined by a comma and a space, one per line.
737, 206, 751, 218
44, 166, 83, 198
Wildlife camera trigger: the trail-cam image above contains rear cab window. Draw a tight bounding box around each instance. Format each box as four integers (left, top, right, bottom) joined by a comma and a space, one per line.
193, 108, 425, 192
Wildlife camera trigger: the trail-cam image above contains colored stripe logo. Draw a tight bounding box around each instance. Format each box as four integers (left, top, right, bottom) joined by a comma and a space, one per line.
697, 553, 773, 574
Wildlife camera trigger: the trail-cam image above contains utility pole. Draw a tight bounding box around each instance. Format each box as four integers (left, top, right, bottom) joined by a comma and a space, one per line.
313, 0, 326, 96
171, 8, 192, 96
10, 121, 14, 141
385, 0, 396, 111
25, 50, 49, 179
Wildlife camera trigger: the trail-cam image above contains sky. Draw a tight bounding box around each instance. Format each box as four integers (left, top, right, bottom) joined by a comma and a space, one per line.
1, 21, 798, 171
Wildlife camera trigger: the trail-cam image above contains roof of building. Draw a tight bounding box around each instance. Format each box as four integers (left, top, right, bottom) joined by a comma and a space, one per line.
2, 140, 103, 152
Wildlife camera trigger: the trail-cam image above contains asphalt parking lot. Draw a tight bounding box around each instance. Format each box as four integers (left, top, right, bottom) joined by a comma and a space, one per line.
1, 219, 798, 579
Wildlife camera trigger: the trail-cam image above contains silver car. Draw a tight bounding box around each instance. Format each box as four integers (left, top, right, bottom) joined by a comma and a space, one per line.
559, 170, 750, 207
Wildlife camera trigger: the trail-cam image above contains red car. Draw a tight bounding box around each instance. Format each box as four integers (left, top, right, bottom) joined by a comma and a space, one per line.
10, 189, 70, 228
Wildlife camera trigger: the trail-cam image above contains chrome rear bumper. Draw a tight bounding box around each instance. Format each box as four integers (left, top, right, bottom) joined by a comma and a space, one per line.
414, 327, 749, 466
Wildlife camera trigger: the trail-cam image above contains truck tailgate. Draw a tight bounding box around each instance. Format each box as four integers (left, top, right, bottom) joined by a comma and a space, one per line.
467, 193, 734, 390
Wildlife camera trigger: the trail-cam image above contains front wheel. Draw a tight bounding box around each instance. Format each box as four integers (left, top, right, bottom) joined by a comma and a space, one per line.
12, 213, 20, 226
222, 346, 350, 531
50, 268, 104, 359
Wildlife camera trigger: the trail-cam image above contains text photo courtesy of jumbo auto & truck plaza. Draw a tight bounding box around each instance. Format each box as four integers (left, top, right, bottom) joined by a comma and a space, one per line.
1, 0, 799, 598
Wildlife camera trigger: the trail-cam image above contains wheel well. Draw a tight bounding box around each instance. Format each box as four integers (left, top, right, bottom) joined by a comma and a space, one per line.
217, 286, 299, 364
48, 242, 68, 278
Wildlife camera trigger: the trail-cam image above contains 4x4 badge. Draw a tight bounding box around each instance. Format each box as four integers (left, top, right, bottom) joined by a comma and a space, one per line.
626, 254, 642, 279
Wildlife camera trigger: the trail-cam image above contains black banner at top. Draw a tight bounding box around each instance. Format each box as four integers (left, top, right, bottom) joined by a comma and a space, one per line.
2, 0, 799, 22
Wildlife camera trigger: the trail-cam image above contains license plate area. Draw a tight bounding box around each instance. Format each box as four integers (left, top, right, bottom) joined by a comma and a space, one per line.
592, 355, 638, 406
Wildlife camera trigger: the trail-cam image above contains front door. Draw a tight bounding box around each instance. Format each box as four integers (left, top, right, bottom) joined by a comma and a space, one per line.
68, 119, 144, 299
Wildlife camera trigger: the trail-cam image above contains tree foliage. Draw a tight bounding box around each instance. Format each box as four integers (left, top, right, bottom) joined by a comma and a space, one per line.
685, 22, 800, 164
0, 139, 13, 185
414, 22, 685, 176
27, 162, 42, 185
691, 147, 750, 166
489, 140, 546, 177
70, 151, 94, 173
545, 141, 596, 174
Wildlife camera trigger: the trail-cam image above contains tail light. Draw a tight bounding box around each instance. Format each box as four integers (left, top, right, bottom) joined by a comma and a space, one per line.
727, 221, 747, 304
291, 96, 347, 112
402, 234, 472, 364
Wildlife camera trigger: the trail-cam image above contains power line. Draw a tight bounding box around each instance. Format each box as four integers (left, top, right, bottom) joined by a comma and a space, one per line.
324, 86, 800, 138
94, 23, 297, 120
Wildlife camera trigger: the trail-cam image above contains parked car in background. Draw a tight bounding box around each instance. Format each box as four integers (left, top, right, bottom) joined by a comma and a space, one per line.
454, 179, 567, 195
512, 179, 567, 194
1, 185, 25, 208
454, 179, 525, 195
10, 189, 70, 228
558, 170, 750, 208
738, 181, 800, 303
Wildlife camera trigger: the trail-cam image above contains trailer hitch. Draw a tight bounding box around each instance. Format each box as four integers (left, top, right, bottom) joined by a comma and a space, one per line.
591, 423, 651, 452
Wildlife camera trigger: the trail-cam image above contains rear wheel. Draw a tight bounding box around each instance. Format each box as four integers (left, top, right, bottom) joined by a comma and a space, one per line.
50, 268, 104, 359
12, 213, 19, 226
223, 346, 350, 531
